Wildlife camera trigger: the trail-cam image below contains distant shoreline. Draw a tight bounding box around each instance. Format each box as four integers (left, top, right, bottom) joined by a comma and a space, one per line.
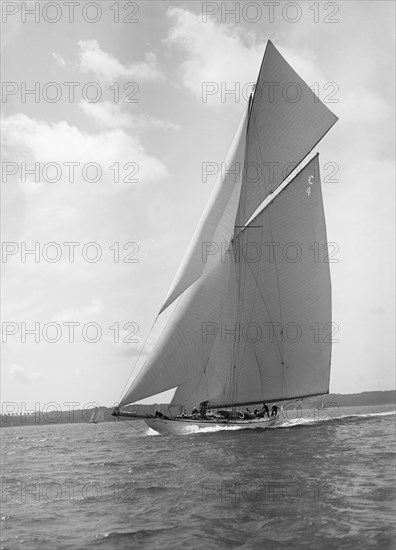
1, 390, 395, 428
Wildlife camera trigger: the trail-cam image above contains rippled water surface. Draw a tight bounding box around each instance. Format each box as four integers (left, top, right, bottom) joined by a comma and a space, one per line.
1, 405, 395, 549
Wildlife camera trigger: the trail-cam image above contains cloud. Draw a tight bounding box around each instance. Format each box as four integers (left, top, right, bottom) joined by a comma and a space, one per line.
167, 7, 264, 106
166, 7, 327, 109
77, 39, 164, 83
53, 299, 103, 323
79, 101, 180, 131
10, 364, 43, 383
1, 15, 22, 52
335, 87, 390, 123
78, 101, 135, 129
52, 52, 66, 67
1, 113, 168, 193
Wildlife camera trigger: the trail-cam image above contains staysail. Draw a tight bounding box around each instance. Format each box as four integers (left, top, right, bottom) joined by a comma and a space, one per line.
119, 41, 337, 410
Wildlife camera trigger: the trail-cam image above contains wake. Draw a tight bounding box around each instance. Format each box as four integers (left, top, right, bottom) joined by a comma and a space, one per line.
278, 409, 396, 429
145, 410, 395, 436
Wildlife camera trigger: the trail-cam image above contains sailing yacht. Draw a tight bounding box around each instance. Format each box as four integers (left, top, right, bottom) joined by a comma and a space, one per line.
113, 41, 338, 435
89, 407, 104, 424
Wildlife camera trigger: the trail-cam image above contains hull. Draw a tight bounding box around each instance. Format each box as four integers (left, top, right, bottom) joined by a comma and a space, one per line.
145, 416, 281, 435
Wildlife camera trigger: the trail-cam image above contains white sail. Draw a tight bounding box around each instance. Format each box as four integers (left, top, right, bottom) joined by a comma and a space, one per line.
171, 155, 331, 410
208, 154, 331, 407
159, 108, 249, 314
89, 407, 105, 423
235, 40, 338, 228
119, 109, 249, 407
118, 41, 336, 412
170, 260, 238, 408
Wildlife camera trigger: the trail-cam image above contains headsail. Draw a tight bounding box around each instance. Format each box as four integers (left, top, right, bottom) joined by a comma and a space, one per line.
235, 40, 338, 229
159, 109, 249, 314
119, 257, 237, 407
119, 109, 249, 407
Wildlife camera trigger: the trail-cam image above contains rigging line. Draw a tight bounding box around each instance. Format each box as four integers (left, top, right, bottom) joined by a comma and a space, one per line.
233, 238, 262, 396
230, 100, 259, 405
251, 117, 285, 385
236, 116, 268, 395
233, 100, 263, 240
239, 106, 252, 228
172, 370, 207, 392
264, 205, 286, 396
159, 106, 249, 315
230, 244, 240, 407
227, 111, 267, 400
117, 414, 147, 435
240, 297, 265, 397
239, 243, 283, 361
252, 111, 266, 207
117, 293, 183, 405
235, 139, 259, 401
234, 235, 248, 407
117, 314, 159, 404
173, 373, 206, 409
250, 101, 284, 339
234, 99, 254, 241
234, 158, 309, 238
174, 254, 239, 408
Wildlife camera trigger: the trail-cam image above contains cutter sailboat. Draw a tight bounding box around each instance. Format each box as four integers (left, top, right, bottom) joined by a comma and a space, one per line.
113, 41, 338, 435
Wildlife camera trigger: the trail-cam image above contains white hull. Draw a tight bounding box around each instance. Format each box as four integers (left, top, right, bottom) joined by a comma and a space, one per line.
145, 416, 281, 435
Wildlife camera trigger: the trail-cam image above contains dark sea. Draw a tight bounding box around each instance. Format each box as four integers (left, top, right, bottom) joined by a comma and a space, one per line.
1, 405, 395, 550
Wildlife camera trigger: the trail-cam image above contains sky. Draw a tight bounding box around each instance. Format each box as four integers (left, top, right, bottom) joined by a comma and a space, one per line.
1, 1, 395, 413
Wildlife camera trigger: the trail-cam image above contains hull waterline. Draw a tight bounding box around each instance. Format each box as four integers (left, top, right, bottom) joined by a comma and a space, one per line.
145, 416, 281, 435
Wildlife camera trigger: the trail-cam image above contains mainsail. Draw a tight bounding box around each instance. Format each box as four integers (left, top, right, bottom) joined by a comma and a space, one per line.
119, 41, 337, 410
208, 154, 331, 408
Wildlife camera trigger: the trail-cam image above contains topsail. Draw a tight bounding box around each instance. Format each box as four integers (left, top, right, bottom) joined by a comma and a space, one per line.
235, 40, 338, 228
119, 41, 337, 411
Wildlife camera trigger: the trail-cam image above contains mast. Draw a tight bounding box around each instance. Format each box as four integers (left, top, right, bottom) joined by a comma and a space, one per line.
118, 41, 337, 411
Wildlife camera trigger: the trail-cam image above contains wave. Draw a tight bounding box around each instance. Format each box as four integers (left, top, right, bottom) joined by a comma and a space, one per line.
146, 410, 395, 435
101, 525, 176, 540
278, 409, 396, 429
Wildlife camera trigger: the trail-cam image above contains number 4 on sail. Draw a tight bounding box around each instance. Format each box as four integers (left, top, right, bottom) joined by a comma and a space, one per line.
112, 40, 338, 435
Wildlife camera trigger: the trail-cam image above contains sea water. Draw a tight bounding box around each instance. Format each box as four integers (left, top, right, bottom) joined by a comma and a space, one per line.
1, 405, 395, 550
